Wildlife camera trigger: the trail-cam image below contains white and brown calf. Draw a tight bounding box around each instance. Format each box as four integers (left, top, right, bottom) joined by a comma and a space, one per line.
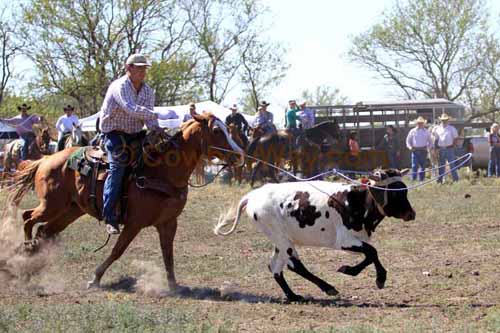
215, 169, 415, 302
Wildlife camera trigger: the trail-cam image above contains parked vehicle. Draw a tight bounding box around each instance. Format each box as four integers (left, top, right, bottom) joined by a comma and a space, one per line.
460, 136, 488, 170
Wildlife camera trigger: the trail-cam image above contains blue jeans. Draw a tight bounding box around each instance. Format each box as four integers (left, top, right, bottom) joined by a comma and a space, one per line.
411, 150, 427, 181
488, 147, 500, 177
102, 132, 141, 224
438, 147, 459, 183
19, 133, 35, 160
387, 151, 400, 169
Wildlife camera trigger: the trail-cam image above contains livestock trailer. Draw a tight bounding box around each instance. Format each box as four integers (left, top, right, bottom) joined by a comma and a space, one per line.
310, 98, 490, 168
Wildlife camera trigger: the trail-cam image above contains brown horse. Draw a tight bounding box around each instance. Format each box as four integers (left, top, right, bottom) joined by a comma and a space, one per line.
227, 124, 247, 184
246, 121, 342, 186
1, 125, 53, 186
8, 113, 244, 291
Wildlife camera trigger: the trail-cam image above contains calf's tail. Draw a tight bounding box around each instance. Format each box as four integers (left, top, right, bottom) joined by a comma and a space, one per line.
214, 197, 249, 236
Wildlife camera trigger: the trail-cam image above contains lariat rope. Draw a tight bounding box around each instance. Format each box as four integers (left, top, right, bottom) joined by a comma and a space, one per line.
211, 145, 472, 192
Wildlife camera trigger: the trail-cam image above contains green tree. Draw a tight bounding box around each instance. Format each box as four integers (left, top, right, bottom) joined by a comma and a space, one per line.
349, 0, 489, 101
181, 0, 273, 103
240, 39, 289, 113
300, 85, 347, 106
147, 55, 201, 105
20, 0, 183, 115
0, 5, 23, 106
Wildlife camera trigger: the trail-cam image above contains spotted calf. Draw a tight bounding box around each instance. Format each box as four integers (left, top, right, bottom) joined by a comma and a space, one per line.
214, 169, 415, 302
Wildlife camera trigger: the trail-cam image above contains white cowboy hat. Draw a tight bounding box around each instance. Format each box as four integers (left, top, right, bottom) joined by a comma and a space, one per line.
439, 113, 450, 121
125, 53, 151, 66
413, 116, 427, 124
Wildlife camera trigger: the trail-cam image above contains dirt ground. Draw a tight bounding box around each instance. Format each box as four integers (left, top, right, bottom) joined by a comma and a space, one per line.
0, 179, 499, 332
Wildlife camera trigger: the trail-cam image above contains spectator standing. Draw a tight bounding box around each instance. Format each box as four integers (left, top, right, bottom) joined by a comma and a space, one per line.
378, 125, 400, 169
433, 113, 459, 183
406, 116, 432, 181
488, 123, 500, 177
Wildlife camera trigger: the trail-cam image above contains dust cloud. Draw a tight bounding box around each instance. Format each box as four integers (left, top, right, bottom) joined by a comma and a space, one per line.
0, 205, 65, 296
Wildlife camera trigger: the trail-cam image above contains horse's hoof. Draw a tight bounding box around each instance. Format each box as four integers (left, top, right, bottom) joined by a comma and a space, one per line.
376, 279, 385, 289
87, 276, 100, 289
87, 281, 99, 289
168, 282, 178, 292
23, 240, 39, 253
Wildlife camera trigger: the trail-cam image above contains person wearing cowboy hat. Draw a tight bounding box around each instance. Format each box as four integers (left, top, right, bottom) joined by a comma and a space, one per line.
297, 100, 315, 130
433, 113, 459, 183
99, 53, 160, 235
55, 104, 81, 152
225, 104, 249, 146
406, 116, 432, 181
251, 100, 275, 135
0, 103, 42, 160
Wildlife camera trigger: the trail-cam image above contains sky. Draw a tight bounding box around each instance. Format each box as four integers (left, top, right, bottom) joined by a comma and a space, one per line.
6, 0, 500, 119
231, 0, 500, 114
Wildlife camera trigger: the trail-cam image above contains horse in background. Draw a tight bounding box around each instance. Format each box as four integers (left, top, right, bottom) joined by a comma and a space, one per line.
227, 124, 247, 184
1, 124, 53, 187
64, 123, 89, 149
246, 120, 342, 186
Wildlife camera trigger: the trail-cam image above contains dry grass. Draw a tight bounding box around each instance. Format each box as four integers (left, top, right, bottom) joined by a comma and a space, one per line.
0, 177, 499, 332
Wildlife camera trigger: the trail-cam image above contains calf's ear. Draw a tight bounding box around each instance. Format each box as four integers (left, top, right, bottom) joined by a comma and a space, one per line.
400, 168, 410, 177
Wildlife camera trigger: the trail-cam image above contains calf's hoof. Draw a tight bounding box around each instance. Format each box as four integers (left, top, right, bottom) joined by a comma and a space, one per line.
324, 287, 339, 296
337, 265, 356, 276
376, 270, 387, 289
376, 279, 385, 289
286, 294, 306, 303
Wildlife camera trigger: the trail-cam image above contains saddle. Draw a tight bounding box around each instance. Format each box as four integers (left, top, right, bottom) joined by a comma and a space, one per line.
66, 137, 187, 221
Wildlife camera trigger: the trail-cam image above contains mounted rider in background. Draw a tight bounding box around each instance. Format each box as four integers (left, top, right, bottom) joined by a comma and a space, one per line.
251, 101, 275, 139
0, 103, 42, 160
56, 105, 80, 152
225, 104, 249, 147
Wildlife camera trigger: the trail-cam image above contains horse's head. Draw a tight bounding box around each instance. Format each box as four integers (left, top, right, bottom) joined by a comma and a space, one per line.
248, 126, 266, 140
188, 113, 245, 166
32, 125, 52, 154
227, 124, 244, 148
72, 123, 83, 145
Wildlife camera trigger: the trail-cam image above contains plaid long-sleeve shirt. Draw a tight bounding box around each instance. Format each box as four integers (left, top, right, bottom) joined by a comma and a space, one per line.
100, 75, 159, 134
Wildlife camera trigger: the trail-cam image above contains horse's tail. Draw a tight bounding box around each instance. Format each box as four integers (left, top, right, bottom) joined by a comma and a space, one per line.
214, 197, 249, 236
8, 158, 45, 205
